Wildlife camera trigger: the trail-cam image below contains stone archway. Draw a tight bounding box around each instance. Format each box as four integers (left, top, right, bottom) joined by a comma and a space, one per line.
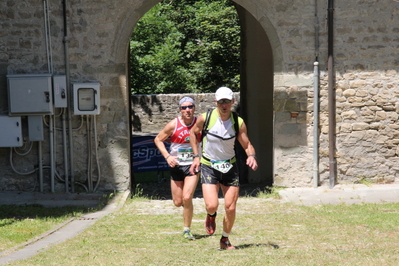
118, 0, 281, 186
235, 2, 279, 185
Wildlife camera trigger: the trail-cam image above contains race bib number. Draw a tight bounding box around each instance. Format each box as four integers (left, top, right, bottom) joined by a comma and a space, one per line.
211, 160, 233, 173
177, 148, 193, 162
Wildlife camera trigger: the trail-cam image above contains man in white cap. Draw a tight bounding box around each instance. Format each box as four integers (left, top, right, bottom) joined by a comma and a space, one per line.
189, 87, 258, 249
154, 96, 201, 240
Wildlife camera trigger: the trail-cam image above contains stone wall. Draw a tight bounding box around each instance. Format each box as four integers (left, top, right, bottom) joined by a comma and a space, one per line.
131, 93, 240, 133
0, 0, 133, 192
268, 1, 399, 187
318, 1, 399, 186
1, 0, 399, 192
333, 71, 399, 183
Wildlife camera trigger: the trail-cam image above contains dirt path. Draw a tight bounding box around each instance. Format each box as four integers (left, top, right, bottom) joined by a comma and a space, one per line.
137, 181, 271, 200
131, 181, 277, 215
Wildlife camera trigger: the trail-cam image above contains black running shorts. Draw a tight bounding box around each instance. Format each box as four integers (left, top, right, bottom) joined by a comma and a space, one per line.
200, 163, 240, 187
170, 165, 193, 181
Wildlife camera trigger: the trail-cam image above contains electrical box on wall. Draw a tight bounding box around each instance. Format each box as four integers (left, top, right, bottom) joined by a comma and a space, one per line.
53, 75, 68, 108
28, 116, 44, 141
7, 74, 53, 116
0, 116, 23, 147
72, 83, 100, 115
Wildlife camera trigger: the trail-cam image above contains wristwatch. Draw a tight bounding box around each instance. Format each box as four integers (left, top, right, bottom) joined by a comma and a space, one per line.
192, 154, 200, 158
249, 154, 257, 160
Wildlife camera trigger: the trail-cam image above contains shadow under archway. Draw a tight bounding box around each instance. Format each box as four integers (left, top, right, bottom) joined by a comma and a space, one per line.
128, 0, 277, 188
235, 4, 274, 186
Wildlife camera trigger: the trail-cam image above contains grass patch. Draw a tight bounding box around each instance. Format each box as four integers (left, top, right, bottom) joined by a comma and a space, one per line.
6, 196, 399, 266
241, 185, 282, 199
129, 183, 167, 202
255, 186, 283, 199
356, 177, 373, 187
0, 204, 94, 253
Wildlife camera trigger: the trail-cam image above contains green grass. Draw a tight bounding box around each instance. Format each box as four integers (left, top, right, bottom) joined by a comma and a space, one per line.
253, 186, 283, 199
0, 204, 94, 253
4, 195, 399, 266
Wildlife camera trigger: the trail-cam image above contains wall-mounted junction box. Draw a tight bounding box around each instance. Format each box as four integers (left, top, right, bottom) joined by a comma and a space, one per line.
7, 74, 53, 116
28, 115, 44, 142
72, 83, 100, 115
53, 75, 68, 108
0, 116, 23, 147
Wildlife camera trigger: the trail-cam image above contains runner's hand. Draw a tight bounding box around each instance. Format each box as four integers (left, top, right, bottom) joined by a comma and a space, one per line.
189, 158, 200, 175
246, 156, 258, 171
167, 156, 179, 168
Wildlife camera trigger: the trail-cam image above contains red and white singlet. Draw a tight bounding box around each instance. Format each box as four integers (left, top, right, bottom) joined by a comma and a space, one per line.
169, 117, 201, 165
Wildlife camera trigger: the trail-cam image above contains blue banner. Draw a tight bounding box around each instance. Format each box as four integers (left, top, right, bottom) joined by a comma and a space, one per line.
132, 135, 171, 172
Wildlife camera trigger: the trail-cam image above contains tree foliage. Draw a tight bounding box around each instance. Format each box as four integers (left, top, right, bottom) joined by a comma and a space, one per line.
129, 0, 241, 94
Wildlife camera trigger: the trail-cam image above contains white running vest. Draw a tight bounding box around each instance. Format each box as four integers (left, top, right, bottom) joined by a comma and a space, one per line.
203, 116, 236, 161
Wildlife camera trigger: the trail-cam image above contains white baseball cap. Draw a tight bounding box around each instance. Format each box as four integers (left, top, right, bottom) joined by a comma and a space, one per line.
215, 87, 233, 101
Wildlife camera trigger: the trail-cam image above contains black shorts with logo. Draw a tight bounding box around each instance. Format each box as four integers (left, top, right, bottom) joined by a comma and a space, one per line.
200, 163, 240, 187
170, 165, 193, 182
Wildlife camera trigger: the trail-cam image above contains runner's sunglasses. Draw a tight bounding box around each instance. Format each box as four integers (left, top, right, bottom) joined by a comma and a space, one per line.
217, 99, 232, 104
181, 105, 194, 110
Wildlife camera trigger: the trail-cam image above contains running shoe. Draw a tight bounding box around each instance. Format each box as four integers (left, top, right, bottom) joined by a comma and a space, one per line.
220, 237, 236, 250
183, 230, 195, 240
205, 213, 216, 235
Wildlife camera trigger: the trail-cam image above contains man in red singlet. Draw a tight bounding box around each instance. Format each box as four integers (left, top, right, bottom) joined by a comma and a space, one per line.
154, 96, 201, 240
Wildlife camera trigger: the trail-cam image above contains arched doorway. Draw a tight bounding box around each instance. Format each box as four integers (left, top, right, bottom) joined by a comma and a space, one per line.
236, 5, 274, 185
123, 0, 280, 187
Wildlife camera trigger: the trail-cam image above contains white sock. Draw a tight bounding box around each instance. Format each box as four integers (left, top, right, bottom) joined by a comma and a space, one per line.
222, 231, 229, 238
184, 227, 190, 231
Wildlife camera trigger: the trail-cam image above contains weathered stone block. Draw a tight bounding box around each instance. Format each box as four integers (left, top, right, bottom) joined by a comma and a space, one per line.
352, 122, 369, 131
343, 89, 356, 97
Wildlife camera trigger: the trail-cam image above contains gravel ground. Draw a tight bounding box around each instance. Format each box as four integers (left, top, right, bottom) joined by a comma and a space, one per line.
136, 181, 271, 200
131, 181, 276, 215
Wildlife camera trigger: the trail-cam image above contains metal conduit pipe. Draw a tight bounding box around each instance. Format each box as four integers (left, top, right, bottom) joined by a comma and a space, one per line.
93, 115, 102, 192
62, 0, 75, 192
42, 1, 49, 193
44, 0, 54, 192
328, 0, 337, 188
46, 15, 55, 212
43, 1, 50, 73
44, 0, 53, 73
313, 62, 319, 188
49, 115, 55, 192
38, 142, 44, 192
313, 0, 320, 188
87, 115, 93, 192
62, 112, 69, 192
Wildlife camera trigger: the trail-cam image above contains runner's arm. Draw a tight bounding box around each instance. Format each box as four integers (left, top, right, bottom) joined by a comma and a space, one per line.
154, 119, 178, 167
237, 121, 258, 171
189, 114, 205, 174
